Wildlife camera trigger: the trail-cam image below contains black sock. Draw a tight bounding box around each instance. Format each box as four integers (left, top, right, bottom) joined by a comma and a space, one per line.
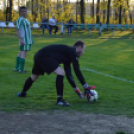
22, 77, 34, 93
56, 75, 64, 98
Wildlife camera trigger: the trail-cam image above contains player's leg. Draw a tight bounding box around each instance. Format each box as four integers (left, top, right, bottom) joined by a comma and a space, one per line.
53, 66, 71, 106
14, 51, 21, 71
19, 50, 28, 73
18, 74, 40, 97
18, 56, 44, 97
19, 44, 31, 73
54, 66, 65, 98
14, 49, 27, 72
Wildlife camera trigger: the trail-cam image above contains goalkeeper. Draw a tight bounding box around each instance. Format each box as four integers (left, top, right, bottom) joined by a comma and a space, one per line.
18, 40, 95, 106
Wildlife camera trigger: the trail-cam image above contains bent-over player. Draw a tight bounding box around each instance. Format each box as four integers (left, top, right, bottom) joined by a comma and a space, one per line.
18, 40, 95, 106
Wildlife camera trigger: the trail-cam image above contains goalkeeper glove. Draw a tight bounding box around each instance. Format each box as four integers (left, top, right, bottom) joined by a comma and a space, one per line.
74, 87, 84, 99
83, 84, 95, 96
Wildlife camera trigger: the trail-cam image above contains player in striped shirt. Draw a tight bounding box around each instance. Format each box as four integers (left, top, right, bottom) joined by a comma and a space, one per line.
14, 6, 34, 73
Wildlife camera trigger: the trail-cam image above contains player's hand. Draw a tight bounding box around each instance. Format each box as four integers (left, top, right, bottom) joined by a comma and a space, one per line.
85, 86, 95, 91
75, 87, 84, 99
20, 38, 25, 45
84, 86, 95, 96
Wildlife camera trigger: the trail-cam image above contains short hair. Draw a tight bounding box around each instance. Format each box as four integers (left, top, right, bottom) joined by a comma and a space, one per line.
74, 40, 85, 48
19, 6, 27, 13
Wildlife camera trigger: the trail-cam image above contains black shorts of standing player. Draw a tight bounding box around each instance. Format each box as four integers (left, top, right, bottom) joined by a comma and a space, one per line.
17, 40, 96, 107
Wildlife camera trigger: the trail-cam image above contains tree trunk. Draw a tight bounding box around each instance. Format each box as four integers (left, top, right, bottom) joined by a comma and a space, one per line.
31, 0, 34, 16
9, 0, 13, 21
127, 0, 131, 24
119, 0, 122, 24
76, 0, 78, 23
103, 0, 105, 24
92, 0, 94, 18
96, 0, 100, 24
80, 0, 84, 23
106, 0, 111, 24
63, 0, 68, 22
123, 8, 127, 24
115, 8, 118, 20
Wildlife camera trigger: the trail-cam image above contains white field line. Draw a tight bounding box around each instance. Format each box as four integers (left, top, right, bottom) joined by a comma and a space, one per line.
82, 68, 134, 84
1, 67, 134, 84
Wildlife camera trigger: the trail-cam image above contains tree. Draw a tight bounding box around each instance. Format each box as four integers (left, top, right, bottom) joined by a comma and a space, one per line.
96, 0, 100, 23
106, 0, 111, 24
7, 0, 13, 21
126, 0, 132, 24
63, 0, 68, 22
123, 0, 127, 23
119, 0, 122, 24
113, 0, 119, 23
102, 0, 106, 24
80, 0, 85, 23
92, 0, 94, 18
127, 0, 133, 24
101, 0, 107, 24
76, 0, 78, 23
31, 0, 39, 22
31, 0, 34, 17
115, 8, 118, 21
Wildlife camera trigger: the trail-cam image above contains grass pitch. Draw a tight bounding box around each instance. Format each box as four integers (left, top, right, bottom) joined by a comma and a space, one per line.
0, 29, 134, 116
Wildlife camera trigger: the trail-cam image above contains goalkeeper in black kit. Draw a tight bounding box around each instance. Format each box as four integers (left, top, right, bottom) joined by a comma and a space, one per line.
18, 40, 95, 106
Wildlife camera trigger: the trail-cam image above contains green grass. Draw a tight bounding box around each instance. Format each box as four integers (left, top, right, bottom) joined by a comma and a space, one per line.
0, 29, 134, 116
1, 27, 134, 39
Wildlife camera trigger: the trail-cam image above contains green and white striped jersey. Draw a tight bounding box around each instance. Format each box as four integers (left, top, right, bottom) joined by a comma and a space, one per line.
16, 16, 34, 46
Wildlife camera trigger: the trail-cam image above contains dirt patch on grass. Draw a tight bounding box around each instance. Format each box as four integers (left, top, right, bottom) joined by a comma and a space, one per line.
0, 111, 134, 134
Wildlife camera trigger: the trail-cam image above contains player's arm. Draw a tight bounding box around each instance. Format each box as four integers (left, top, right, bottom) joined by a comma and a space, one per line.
64, 63, 76, 88
72, 58, 95, 94
16, 19, 25, 45
17, 30, 25, 45
64, 63, 84, 99
72, 58, 85, 85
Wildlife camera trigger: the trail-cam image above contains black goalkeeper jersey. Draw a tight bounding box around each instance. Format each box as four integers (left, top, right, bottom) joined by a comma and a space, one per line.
35, 44, 86, 88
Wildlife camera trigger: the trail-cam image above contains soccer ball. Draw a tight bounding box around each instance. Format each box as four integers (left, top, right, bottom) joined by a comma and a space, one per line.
86, 90, 98, 102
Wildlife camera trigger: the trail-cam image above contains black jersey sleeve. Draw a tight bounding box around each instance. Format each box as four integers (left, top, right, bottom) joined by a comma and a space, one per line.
72, 57, 86, 85
64, 63, 76, 88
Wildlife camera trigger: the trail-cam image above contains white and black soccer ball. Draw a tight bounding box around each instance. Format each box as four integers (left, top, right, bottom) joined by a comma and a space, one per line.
86, 90, 98, 102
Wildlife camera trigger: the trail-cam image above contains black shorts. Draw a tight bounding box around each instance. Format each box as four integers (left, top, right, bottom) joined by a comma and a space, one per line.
32, 56, 59, 75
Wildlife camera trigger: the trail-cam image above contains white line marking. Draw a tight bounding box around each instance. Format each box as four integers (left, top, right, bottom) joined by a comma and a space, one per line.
0, 67, 134, 84
82, 68, 134, 84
